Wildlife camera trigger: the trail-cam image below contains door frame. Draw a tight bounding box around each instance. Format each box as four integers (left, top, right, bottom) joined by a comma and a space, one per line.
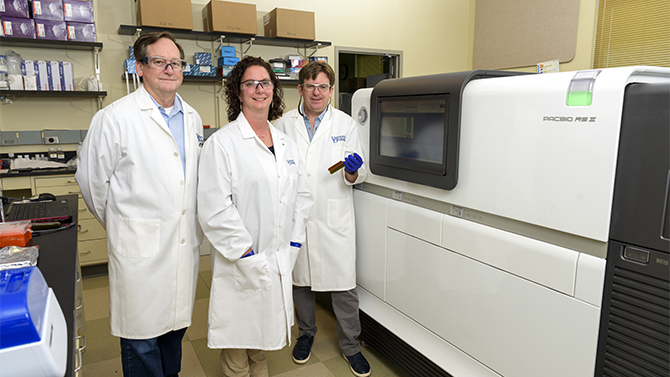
334, 46, 403, 107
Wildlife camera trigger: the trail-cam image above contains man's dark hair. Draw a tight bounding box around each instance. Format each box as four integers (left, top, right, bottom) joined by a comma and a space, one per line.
298, 61, 335, 86
224, 56, 285, 122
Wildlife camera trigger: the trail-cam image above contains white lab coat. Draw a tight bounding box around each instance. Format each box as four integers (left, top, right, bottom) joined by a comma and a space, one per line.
76, 86, 204, 339
197, 113, 313, 350
274, 106, 367, 291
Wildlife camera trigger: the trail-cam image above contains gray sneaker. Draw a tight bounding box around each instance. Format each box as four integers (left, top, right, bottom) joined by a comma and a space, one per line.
343, 352, 371, 377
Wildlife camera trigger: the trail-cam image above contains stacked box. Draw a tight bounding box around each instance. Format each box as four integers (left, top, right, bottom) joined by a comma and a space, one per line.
21, 60, 37, 90
35, 60, 49, 90
60, 61, 74, 91
309, 56, 328, 63
2, 17, 36, 38
0, 0, 30, 18
137, 0, 192, 30
183, 64, 194, 76
66, 21, 95, 41
203, 0, 256, 34
216, 65, 233, 77
193, 65, 216, 77
63, 0, 93, 23
32, 0, 64, 21
35, 19, 67, 40
46, 60, 61, 90
220, 46, 236, 58
217, 57, 239, 66
129, 46, 135, 60
194, 52, 212, 66
124, 59, 136, 74
263, 8, 315, 40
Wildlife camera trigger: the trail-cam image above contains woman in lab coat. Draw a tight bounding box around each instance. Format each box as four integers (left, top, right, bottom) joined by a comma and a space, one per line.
197, 56, 313, 377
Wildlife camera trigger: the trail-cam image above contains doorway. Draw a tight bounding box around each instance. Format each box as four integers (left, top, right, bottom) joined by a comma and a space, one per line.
334, 47, 402, 115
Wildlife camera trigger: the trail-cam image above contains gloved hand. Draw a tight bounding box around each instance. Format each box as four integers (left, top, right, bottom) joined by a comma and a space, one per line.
343, 152, 363, 174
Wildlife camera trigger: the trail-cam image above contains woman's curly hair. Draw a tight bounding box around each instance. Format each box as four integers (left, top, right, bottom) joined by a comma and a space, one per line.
224, 56, 285, 122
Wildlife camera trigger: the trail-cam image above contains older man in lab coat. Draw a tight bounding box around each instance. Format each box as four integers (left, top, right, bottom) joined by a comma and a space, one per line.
76, 32, 203, 377
274, 62, 370, 377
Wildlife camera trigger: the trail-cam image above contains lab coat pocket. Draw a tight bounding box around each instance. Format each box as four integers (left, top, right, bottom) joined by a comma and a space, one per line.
234, 253, 272, 291
327, 198, 351, 229
117, 217, 160, 258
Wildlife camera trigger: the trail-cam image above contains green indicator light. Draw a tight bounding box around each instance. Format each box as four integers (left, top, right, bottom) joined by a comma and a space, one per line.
566, 91, 593, 106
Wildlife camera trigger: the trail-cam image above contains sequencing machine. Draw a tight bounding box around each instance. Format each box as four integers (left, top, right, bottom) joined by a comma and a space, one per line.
351, 66, 669, 377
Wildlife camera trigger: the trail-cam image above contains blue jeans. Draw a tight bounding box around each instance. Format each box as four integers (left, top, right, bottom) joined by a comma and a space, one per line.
120, 328, 187, 377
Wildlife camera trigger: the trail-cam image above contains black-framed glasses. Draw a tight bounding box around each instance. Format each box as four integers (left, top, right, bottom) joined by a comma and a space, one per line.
141, 56, 188, 71
301, 83, 331, 92
241, 79, 274, 90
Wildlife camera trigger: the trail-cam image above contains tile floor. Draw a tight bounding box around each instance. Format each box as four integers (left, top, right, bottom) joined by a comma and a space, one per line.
80, 255, 408, 377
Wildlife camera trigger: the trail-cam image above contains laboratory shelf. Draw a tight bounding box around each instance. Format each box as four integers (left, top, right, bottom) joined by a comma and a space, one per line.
117, 24, 331, 50
0, 90, 107, 98
0, 36, 103, 51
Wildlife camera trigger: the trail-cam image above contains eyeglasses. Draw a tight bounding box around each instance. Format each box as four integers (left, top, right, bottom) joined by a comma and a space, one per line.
301, 83, 331, 93
241, 79, 274, 90
141, 56, 188, 71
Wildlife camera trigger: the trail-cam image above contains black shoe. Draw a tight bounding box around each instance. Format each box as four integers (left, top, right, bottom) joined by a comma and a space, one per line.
292, 334, 314, 364
343, 352, 371, 377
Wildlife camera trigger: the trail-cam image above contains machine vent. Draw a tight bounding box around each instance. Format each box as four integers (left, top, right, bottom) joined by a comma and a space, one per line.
359, 310, 453, 377
602, 266, 670, 377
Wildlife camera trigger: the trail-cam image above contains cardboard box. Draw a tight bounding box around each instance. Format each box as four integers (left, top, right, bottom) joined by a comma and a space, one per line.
46, 60, 61, 90
60, 61, 74, 91
2, 17, 36, 38
35, 60, 49, 90
63, 0, 94, 23
203, 1, 256, 35
36, 20, 67, 40
0, 0, 30, 18
263, 8, 314, 40
137, 0, 192, 30
348, 77, 366, 90
32, 0, 64, 21
66, 21, 96, 42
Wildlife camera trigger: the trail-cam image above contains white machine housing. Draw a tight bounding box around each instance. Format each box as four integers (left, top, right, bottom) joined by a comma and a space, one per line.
351, 66, 670, 377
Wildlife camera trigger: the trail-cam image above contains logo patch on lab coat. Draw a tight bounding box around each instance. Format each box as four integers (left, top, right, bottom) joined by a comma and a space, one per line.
286, 159, 296, 166
196, 133, 204, 147
331, 135, 346, 143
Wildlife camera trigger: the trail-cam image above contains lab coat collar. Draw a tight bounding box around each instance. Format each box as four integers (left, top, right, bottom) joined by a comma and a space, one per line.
135, 86, 192, 134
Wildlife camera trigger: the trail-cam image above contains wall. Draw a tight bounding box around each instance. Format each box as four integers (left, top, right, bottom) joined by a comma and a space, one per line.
1, 0, 599, 155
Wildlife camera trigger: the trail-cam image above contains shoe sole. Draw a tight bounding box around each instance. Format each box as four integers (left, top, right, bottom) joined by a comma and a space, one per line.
342, 353, 371, 377
292, 352, 311, 364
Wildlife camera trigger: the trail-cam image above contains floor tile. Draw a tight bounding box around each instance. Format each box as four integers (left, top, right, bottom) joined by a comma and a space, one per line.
199, 269, 213, 290
273, 362, 337, 377
80, 356, 123, 377
199, 254, 211, 271
81, 317, 121, 364
190, 338, 222, 377
186, 298, 210, 341
195, 274, 210, 300
180, 341, 208, 377
82, 286, 110, 321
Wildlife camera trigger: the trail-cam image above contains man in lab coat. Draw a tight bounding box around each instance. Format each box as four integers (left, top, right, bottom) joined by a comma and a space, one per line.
76, 32, 203, 377
274, 62, 370, 377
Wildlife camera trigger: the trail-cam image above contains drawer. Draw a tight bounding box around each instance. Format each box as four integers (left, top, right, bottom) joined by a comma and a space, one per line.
34, 175, 77, 188
78, 239, 107, 266
39, 185, 82, 197
78, 197, 94, 220
1, 176, 31, 190
78, 219, 106, 241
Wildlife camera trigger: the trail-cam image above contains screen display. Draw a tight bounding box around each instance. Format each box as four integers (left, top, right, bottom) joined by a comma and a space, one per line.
379, 96, 447, 169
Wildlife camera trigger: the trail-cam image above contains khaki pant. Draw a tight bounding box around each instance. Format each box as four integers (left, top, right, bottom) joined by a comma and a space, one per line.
220, 349, 269, 377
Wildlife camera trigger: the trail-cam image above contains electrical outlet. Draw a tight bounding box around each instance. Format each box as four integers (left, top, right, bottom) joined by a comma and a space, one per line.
45, 136, 60, 144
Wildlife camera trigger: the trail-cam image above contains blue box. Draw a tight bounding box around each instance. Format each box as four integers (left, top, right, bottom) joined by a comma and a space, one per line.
35, 19, 67, 40
183, 64, 194, 76
32, 0, 64, 21
124, 59, 136, 74
35, 60, 49, 90
220, 46, 236, 57
46, 60, 61, 90
194, 65, 216, 77
218, 57, 240, 66
194, 52, 212, 66
129, 46, 135, 59
1, 17, 36, 38
217, 65, 233, 77
0, 0, 30, 18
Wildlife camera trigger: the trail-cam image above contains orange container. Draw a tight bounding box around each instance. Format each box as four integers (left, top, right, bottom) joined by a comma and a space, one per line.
0, 221, 32, 247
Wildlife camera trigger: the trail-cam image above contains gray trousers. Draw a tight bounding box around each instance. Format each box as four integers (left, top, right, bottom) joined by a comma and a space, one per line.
293, 285, 362, 356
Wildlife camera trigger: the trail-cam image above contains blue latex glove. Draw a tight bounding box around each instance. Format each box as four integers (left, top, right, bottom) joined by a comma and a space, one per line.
343, 153, 363, 174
